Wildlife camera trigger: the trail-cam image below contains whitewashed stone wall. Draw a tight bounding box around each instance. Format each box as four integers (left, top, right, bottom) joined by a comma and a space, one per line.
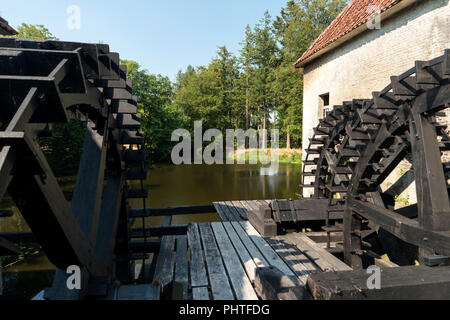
302, 0, 450, 198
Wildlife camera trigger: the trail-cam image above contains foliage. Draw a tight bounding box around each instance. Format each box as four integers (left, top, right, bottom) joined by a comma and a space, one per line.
13, 23, 58, 40
6, 1, 349, 166
173, 0, 347, 150
39, 120, 86, 176
122, 60, 185, 162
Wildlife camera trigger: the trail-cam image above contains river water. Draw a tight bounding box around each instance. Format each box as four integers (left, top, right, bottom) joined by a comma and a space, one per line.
0, 163, 302, 297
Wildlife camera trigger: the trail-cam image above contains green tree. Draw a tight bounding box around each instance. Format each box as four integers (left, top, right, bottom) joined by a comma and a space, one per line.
249, 11, 281, 149
122, 60, 183, 162
272, 0, 348, 147
239, 25, 255, 131
215, 46, 240, 128
173, 47, 241, 133
13, 23, 58, 40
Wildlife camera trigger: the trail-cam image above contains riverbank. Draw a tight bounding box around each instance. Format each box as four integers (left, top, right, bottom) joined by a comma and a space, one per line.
233, 148, 302, 164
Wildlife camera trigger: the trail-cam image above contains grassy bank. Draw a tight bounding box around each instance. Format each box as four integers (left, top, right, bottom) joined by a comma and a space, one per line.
233, 148, 302, 164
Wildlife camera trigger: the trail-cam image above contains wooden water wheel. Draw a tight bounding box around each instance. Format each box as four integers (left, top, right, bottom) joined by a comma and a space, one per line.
0, 39, 150, 299
303, 50, 450, 269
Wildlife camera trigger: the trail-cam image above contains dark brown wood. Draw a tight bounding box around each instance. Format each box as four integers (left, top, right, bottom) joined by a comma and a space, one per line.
174, 235, 188, 299
130, 225, 188, 238
0, 236, 20, 256
254, 266, 301, 300
187, 224, 208, 288
307, 266, 450, 300
247, 209, 277, 237
129, 205, 215, 218
353, 200, 450, 255
152, 236, 175, 288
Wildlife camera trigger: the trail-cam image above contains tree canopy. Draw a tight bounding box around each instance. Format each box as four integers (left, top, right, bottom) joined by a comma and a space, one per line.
2, 0, 348, 165
173, 0, 347, 150
13, 23, 58, 40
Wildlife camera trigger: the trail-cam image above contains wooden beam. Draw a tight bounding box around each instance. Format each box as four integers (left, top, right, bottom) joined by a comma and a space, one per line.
187, 224, 208, 288
0, 236, 20, 256
198, 223, 234, 300
7, 134, 107, 276
174, 235, 188, 299
307, 266, 450, 300
152, 236, 175, 288
72, 124, 108, 243
95, 173, 125, 265
131, 225, 188, 238
0, 232, 36, 243
129, 204, 216, 218
353, 200, 450, 255
286, 233, 352, 272
211, 222, 258, 300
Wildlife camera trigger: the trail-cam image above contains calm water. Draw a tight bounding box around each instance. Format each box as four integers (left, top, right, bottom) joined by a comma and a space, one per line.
1, 163, 302, 297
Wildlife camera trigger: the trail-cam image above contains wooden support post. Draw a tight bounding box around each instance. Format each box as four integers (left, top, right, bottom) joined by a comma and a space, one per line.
247, 202, 277, 237
95, 172, 125, 266
410, 110, 450, 260
0, 257, 2, 296
72, 124, 109, 243
254, 266, 307, 300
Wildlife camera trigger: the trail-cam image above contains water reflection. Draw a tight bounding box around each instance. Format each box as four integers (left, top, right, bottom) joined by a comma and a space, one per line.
1, 163, 302, 296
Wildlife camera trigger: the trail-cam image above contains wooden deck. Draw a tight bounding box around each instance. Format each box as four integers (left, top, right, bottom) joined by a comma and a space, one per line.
147, 200, 351, 300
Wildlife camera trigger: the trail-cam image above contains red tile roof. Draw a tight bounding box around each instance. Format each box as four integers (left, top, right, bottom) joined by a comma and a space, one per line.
294, 0, 403, 67
0, 17, 17, 36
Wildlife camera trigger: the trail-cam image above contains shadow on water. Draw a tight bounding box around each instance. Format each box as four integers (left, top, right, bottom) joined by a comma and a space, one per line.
1, 163, 302, 296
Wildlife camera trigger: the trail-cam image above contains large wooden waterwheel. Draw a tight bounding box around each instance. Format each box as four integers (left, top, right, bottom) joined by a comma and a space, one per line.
0, 39, 149, 299
303, 50, 450, 269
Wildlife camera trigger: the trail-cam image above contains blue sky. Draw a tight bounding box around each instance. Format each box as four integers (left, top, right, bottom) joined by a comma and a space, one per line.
1, 0, 288, 80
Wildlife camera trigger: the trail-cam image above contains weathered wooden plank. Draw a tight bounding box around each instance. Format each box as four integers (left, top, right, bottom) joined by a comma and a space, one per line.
153, 236, 175, 287
130, 205, 216, 218
187, 224, 208, 288
131, 224, 188, 238
239, 200, 253, 212
245, 200, 261, 211
222, 222, 258, 281
198, 223, 234, 300
213, 202, 229, 221
211, 222, 258, 300
192, 286, 210, 300
163, 215, 172, 226
307, 266, 450, 300
221, 201, 242, 221
231, 201, 248, 220
0, 257, 2, 295
267, 236, 321, 284
238, 221, 299, 284
72, 125, 108, 243
175, 235, 188, 299
254, 266, 301, 300
114, 284, 160, 300
257, 199, 271, 208
95, 173, 125, 266
230, 221, 268, 268
287, 233, 352, 272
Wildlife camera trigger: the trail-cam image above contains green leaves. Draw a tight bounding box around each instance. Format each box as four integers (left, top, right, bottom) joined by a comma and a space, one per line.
12, 23, 58, 40
122, 60, 183, 162
173, 46, 241, 132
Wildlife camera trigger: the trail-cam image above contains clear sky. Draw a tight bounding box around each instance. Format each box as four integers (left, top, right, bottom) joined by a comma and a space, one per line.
0, 0, 288, 80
